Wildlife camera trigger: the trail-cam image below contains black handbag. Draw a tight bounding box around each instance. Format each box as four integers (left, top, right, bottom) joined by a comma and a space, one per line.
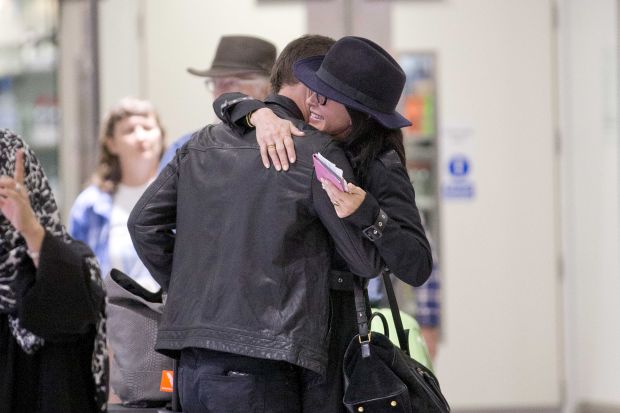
343, 272, 451, 413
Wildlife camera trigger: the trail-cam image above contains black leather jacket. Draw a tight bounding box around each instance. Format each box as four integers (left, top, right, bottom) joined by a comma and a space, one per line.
128, 96, 383, 375
215, 93, 433, 288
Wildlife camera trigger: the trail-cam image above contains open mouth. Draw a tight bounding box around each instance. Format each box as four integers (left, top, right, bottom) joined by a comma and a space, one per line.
309, 111, 324, 121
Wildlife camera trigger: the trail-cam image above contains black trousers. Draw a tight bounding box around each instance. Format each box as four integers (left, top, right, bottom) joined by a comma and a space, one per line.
301, 289, 358, 413
178, 348, 317, 413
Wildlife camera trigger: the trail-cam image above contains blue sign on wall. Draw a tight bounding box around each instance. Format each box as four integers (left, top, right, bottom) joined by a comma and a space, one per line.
448, 155, 470, 177
443, 154, 475, 199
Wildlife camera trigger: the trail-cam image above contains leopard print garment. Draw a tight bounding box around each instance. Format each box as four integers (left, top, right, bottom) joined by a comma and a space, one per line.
0, 129, 109, 412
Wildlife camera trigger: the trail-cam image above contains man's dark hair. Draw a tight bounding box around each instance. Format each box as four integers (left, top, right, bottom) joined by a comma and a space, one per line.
270, 34, 335, 92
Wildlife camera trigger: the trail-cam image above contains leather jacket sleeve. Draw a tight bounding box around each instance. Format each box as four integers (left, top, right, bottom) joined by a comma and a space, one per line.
128, 151, 180, 291
313, 142, 384, 278
344, 152, 433, 286
213, 92, 266, 134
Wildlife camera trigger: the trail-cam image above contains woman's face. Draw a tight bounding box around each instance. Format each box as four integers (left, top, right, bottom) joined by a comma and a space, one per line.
306, 91, 352, 141
107, 114, 163, 165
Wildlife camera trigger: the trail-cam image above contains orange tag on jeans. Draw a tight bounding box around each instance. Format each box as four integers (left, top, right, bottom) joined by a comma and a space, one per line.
160, 370, 174, 393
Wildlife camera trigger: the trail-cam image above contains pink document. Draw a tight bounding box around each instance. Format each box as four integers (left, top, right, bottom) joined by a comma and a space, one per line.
312, 153, 349, 192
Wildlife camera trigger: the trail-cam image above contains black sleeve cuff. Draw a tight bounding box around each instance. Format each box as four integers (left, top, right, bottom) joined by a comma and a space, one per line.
229, 99, 266, 125
344, 191, 381, 228
362, 209, 389, 242
213, 92, 266, 132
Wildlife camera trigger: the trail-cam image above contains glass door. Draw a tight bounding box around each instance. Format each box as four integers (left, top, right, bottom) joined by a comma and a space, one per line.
0, 0, 60, 197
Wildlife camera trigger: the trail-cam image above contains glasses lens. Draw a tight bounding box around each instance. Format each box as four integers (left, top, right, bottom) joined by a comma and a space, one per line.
314, 92, 327, 105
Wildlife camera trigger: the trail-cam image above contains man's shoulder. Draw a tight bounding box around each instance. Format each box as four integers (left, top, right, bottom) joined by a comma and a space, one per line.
185, 122, 257, 153
293, 128, 339, 160
185, 124, 220, 147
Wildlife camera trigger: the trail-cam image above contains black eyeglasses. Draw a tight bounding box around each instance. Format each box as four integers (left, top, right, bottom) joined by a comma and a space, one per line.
312, 91, 328, 106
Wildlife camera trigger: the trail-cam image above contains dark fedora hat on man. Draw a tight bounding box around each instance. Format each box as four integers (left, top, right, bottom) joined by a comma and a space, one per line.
293, 36, 411, 129
187, 35, 277, 78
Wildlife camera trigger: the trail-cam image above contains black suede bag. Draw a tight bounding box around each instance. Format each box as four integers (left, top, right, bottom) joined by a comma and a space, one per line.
343, 273, 450, 413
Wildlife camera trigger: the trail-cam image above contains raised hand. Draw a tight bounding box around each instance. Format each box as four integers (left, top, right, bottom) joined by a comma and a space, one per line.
251, 108, 304, 171
0, 149, 44, 252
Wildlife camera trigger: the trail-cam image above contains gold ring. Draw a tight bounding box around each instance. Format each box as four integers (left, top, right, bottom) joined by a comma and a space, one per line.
333, 201, 340, 207
267, 144, 276, 150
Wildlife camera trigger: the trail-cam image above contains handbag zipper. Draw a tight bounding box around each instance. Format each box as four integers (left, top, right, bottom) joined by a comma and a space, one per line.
415, 366, 450, 410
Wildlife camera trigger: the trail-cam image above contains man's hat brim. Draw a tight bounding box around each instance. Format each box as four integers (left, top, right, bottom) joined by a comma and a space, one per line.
187, 35, 276, 79
186, 66, 268, 78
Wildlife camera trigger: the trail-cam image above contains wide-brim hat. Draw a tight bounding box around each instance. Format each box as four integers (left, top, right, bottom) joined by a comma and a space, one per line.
293, 36, 411, 129
187, 35, 276, 78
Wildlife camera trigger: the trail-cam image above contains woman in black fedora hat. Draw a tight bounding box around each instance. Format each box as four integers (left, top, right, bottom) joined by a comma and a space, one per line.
214, 35, 432, 412
292, 36, 413, 195
294, 36, 433, 412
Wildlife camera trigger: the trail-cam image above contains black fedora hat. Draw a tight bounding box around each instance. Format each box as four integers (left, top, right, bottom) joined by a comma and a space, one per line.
187, 35, 276, 78
293, 36, 411, 129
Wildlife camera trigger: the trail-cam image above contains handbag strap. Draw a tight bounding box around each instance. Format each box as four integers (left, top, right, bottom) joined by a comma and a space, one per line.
382, 270, 411, 356
351, 270, 412, 357
369, 311, 390, 338
352, 277, 372, 358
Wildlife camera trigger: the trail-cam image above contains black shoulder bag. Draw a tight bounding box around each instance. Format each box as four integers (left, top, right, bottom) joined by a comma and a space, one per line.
343, 272, 451, 413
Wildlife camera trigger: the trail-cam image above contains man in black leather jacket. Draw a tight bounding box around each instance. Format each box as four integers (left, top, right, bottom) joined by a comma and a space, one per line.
128, 35, 383, 413
214, 36, 433, 413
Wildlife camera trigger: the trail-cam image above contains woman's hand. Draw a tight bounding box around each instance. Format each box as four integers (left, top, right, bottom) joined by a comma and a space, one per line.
251, 108, 305, 171
0, 149, 45, 253
321, 179, 366, 218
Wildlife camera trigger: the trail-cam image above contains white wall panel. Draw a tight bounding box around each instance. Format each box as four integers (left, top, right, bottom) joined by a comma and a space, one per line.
99, 0, 142, 116
560, 0, 620, 410
143, 0, 306, 142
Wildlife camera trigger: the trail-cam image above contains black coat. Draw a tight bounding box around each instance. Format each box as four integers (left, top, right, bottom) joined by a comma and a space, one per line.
128, 96, 383, 376
0, 233, 107, 413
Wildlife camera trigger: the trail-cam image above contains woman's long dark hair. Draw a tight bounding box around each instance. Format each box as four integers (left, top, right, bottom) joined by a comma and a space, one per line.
344, 108, 406, 185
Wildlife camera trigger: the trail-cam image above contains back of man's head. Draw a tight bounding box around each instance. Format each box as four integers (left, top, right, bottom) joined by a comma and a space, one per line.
270, 35, 335, 93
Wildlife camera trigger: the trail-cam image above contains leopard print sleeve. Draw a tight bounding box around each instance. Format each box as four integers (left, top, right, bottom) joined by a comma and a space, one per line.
84, 254, 109, 412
